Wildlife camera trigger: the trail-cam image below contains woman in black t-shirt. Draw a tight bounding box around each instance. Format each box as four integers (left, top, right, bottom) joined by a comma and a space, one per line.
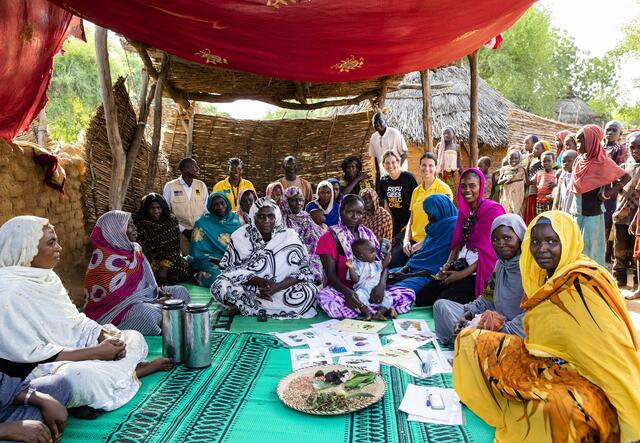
379, 150, 418, 267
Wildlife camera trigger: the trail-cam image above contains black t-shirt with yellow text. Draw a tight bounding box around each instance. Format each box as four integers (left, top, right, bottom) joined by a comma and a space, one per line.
380, 171, 418, 237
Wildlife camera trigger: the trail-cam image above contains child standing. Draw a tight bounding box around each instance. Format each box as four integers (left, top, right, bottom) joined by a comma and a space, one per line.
477, 157, 496, 200
346, 238, 397, 321
498, 149, 526, 215
523, 141, 547, 223
614, 133, 640, 288
552, 149, 578, 214
535, 151, 557, 214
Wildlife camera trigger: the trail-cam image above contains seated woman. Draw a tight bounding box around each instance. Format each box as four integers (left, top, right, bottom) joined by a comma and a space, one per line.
235, 188, 257, 225
84, 211, 191, 335
0, 216, 170, 414
454, 211, 640, 442
389, 194, 457, 300
306, 180, 340, 226
316, 194, 415, 319
359, 188, 392, 243
211, 197, 318, 319
265, 181, 284, 205
433, 213, 526, 345
419, 168, 505, 306
328, 178, 343, 204
340, 155, 373, 196
133, 193, 192, 284
187, 192, 241, 287
280, 186, 324, 283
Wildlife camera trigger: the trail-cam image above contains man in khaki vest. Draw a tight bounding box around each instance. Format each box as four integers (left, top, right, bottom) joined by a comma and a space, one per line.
163, 158, 208, 255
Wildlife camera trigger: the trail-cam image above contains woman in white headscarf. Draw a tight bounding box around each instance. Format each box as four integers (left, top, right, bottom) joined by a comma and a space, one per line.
0, 216, 171, 413
305, 180, 340, 226
211, 197, 318, 319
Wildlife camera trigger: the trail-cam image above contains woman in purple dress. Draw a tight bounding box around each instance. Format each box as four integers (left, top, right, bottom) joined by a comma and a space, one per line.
315, 194, 415, 319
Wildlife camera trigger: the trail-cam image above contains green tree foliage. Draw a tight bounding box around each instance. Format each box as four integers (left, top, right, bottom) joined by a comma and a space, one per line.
479, 6, 620, 120
46, 26, 143, 144
263, 107, 331, 120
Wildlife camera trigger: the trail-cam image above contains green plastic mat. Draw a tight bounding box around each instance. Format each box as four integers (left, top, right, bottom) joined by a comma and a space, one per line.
61, 332, 494, 443
229, 307, 437, 336
180, 282, 212, 305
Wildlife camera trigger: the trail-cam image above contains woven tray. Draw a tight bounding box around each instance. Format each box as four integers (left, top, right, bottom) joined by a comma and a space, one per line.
276, 364, 386, 416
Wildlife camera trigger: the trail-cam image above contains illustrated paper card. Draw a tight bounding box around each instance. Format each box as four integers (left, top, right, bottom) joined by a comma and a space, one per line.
332, 319, 386, 334
343, 333, 383, 353
290, 348, 331, 371
307, 335, 353, 358
311, 319, 340, 329
275, 328, 323, 347
393, 319, 431, 335
368, 345, 415, 365
386, 333, 434, 349
337, 356, 380, 373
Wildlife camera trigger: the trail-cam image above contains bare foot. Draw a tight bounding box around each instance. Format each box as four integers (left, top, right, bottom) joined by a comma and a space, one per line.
625, 291, 640, 300
372, 311, 387, 321
136, 357, 174, 378
389, 308, 398, 319
69, 406, 102, 420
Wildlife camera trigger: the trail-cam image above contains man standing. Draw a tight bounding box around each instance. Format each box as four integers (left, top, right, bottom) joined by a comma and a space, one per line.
368, 112, 408, 195
212, 158, 256, 212
277, 155, 313, 203
163, 157, 208, 255
604, 120, 626, 262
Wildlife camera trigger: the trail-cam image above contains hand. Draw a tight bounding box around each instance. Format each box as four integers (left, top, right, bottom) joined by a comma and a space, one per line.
156, 267, 169, 285
34, 392, 68, 441
151, 296, 172, 305
343, 289, 362, 311
369, 285, 384, 305
382, 252, 392, 268
402, 242, 412, 256
248, 276, 268, 287
476, 310, 505, 331
453, 318, 470, 337
257, 280, 277, 301
95, 338, 126, 361
441, 270, 463, 285
630, 223, 637, 236
0, 421, 52, 443
598, 190, 610, 201
345, 259, 354, 269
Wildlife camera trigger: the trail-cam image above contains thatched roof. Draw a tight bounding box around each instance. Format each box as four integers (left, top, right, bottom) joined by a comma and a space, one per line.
555, 97, 605, 126
125, 40, 404, 111
340, 66, 515, 147
161, 111, 374, 193
507, 108, 578, 147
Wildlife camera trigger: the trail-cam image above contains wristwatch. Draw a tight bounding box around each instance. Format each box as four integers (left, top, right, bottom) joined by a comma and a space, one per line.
23, 385, 37, 406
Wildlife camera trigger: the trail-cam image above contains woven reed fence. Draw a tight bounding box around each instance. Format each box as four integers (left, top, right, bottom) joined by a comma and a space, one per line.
162, 111, 375, 194
83, 77, 171, 227
507, 108, 579, 147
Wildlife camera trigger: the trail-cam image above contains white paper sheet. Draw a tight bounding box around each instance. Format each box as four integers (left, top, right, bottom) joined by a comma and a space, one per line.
392, 319, 431, 335
337, 356, 381, 373
399, 384, 463, 425
275, 327, 325, 347
342, 333, 383, 352
385, 332, 434, 349
307, 335, 354, 357
332, 319, 386, 334
290, 348, 331, 371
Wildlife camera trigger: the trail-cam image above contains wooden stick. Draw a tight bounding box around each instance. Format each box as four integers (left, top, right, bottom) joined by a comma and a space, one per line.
146, 55, 168, 194
96, 26, 127, 210
121, 69, 153, 200
468, 50, 480, 167
420, 70, 433, 153
37, 109, 48, 148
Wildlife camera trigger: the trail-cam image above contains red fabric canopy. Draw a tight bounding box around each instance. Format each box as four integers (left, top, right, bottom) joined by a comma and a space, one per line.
51, 0, 533, 82
0, 0, 81, 141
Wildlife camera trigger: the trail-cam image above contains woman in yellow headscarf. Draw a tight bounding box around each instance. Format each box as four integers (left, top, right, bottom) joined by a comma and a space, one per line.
453, 210, 640, 442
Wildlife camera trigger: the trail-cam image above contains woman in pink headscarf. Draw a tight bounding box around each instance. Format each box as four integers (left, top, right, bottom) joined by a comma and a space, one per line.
569, 124, 629, 265
554, 129, 573, 167
418, 168, 505, 305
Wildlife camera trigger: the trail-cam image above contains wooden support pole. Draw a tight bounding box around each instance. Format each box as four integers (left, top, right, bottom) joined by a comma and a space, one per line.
145, 55, 168, 194
121, 69, 154, 200
180, 104, 195, 157
420, 70, 433, 153
95, 26, 127, 210
467, 50, 480, 167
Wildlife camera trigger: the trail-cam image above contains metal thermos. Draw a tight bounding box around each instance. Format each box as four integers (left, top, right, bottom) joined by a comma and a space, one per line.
162, 299, 185, 363
184, 303, 211, 369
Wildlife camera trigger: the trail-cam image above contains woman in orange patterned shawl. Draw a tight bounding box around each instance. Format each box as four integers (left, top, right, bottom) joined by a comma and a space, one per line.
454, 210, 640, 442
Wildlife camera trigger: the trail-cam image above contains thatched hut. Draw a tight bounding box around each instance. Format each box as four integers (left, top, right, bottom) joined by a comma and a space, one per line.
555, 96, 606, 126
341, 66, 578, 173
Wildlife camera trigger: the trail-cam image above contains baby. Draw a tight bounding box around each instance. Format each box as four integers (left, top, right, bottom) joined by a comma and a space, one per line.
309, 208, 328, 231
346, 238, 396, 321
